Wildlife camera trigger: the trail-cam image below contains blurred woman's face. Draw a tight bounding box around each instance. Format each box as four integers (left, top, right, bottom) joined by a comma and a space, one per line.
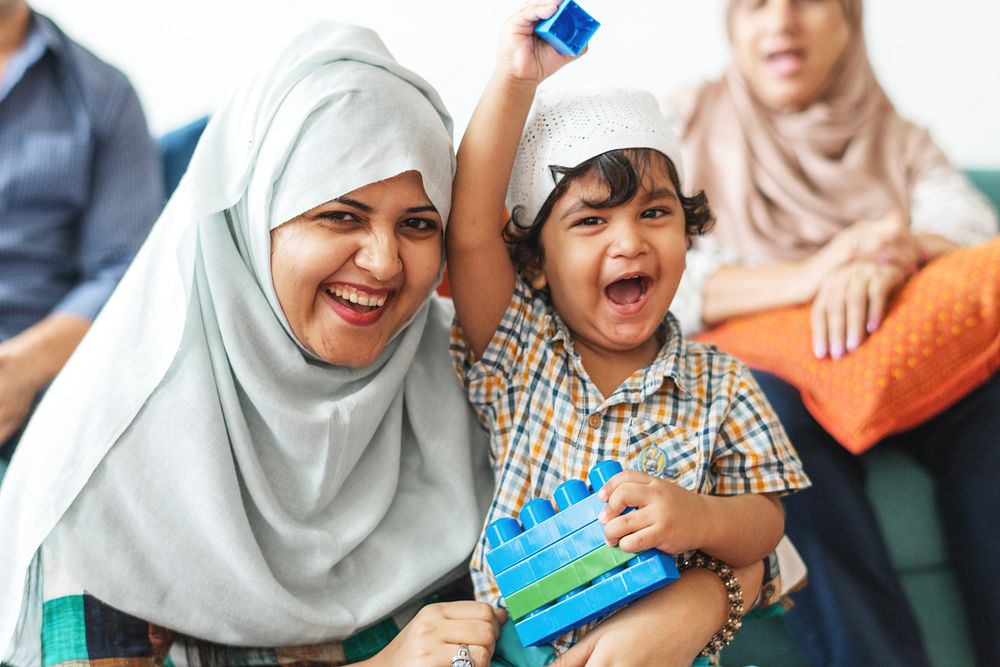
270, 170, 442, 367
730, 0, 852, 111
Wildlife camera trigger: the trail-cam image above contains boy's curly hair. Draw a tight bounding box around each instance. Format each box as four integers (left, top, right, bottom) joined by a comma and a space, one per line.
503, 148, 714, 278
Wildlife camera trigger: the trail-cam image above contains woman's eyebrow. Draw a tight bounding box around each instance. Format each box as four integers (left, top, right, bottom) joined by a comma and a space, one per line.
330, 198, 437, 216
404, 205, 439, 215
334, 196, 373, 213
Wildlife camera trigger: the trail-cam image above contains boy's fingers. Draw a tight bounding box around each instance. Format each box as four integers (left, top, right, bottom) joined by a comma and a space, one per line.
618, 525, 661, 554
603, 509, 651, 546
597, 470, 649, 500
520, 0, 561, 22
604, 475, 653, 512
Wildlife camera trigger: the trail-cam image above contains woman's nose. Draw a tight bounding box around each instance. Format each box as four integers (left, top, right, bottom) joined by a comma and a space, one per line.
763, 0, 799, 31
355, 232, 402, 281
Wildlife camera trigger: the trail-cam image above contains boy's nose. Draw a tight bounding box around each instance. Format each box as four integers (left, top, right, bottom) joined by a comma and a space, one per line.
608, 223, 646, 258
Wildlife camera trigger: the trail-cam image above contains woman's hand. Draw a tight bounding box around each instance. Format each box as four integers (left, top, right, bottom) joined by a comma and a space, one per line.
597, 471, 708, 556
815, 210, 923, 278
360, 601, 505, 667
810, 259, 908, 359
496, 1, 581, 84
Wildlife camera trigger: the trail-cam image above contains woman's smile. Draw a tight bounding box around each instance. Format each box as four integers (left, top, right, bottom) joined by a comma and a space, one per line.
323, 282, 395, 325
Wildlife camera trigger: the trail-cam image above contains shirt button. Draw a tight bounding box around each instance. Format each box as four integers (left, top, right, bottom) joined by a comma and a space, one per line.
587, 414, 602, 429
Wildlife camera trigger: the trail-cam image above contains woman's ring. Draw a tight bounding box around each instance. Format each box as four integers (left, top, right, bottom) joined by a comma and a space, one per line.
451, 643, 474, 667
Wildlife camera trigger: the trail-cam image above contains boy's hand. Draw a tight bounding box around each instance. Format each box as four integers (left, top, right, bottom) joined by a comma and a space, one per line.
498, 1, 582, 84
597, 471, 708, 555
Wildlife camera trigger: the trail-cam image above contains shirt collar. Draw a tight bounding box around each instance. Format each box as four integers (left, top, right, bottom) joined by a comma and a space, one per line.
30, 12, 67, 55
0, 12, 49, 102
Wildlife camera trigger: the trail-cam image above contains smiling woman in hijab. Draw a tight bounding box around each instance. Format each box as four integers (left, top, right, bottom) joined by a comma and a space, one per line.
0, 20, 751, 667
666, 1, 999, 666
0, 22, 506, 667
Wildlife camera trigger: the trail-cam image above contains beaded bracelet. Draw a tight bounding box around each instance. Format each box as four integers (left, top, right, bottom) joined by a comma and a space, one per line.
678, 552, 745, 657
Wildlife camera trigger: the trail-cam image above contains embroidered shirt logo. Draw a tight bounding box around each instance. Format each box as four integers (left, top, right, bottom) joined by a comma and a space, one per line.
639, 444, 669, 477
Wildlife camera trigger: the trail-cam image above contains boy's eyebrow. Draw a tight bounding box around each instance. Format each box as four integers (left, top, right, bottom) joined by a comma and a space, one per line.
642, 188, 680, 203
560, 187, 681, 217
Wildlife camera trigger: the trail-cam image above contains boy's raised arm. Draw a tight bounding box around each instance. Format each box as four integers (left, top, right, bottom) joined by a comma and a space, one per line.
447, 1, 576, 359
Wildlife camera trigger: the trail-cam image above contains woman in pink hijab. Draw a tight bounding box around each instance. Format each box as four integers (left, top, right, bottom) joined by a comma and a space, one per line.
670, 1, 999, 665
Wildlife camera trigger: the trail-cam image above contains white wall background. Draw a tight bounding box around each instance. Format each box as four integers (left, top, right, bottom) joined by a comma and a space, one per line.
31, 0, 1000, 167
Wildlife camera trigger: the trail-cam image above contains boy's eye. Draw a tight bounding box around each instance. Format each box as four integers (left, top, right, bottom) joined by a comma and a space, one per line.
641, 208, 671, 219
401, 217, 440, 233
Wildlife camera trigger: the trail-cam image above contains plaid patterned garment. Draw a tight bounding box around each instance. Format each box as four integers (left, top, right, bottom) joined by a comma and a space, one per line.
450, 276, 811, 653
38, 547, 421, 667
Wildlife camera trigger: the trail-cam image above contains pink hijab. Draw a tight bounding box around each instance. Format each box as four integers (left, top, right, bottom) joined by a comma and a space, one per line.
679, 0, 949, 261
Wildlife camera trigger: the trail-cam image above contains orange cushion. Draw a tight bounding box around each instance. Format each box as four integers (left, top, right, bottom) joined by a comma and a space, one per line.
694, 238, 1000, 453
437, 267, 451, 297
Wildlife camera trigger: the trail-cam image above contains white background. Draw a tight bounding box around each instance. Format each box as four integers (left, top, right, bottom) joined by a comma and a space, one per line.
31, 0, 1000, 167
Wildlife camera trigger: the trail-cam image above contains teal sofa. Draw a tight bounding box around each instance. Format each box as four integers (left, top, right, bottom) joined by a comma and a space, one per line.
726, 169, 1000, 667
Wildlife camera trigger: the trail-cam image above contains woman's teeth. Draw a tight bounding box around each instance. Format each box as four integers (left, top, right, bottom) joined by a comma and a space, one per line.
327, 285, 387, 308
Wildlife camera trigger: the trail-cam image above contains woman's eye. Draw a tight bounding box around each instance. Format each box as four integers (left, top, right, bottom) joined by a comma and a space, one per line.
318, 211, 360, 224
401, 217, 439, 233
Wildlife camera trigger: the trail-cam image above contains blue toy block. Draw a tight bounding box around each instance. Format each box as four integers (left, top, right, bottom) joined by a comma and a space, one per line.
534, 0, 600, 57
486, 487, 605, 575
486, 461, 682, 647
495, 518, 606, 594
513, 551, 680, 647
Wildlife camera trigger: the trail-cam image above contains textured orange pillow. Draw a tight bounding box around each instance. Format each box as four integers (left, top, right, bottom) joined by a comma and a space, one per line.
694, 238, 1000, 453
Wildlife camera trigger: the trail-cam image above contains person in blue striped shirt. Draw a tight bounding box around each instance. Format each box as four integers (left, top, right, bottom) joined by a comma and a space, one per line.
0, 0, 162, 461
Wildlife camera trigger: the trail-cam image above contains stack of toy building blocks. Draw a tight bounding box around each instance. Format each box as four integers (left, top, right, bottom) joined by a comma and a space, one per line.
486, 460, 680, 647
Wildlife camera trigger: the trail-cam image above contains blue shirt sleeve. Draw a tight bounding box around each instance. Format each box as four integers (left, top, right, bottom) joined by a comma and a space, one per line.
52, 76, 163, 321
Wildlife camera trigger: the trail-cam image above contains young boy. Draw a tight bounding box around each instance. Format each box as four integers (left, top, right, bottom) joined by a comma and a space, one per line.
447, 2, 810, 659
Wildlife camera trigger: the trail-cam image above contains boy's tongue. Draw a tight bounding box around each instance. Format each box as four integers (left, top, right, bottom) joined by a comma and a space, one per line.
605, 277, 644, 305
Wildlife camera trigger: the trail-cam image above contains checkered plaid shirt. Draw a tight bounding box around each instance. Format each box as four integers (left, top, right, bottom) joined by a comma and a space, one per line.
450, 276, 810, 653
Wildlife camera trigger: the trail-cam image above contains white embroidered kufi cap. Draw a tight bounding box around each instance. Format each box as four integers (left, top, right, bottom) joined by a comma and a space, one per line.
506, 85, 685, 225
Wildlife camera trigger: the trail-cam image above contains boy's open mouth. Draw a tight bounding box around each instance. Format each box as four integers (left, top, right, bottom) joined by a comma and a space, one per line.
605, 276, 650, 306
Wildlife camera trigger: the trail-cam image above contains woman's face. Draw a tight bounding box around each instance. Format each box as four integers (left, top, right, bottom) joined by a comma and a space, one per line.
730, 0, 852, 111
270, 170, 442, 367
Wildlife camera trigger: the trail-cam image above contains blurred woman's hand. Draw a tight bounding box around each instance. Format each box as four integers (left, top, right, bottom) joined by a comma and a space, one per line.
810, 259, 909, 359
816, 211, 923, 278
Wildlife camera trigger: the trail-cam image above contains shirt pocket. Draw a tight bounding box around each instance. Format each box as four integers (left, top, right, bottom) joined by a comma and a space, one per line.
8, 132, 91, 211
626, 418, 708, 493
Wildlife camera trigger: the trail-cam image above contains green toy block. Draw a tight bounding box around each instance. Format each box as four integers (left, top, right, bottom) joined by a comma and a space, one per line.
505, 543, 634, 620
